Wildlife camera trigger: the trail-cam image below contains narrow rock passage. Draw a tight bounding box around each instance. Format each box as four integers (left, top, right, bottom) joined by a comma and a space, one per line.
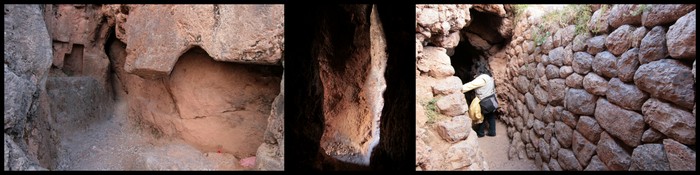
477, 119, 538, 170
54, 99, 249, 170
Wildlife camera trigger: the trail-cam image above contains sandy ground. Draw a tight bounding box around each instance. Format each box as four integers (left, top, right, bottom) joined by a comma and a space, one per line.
54, 99, 252, 170
477, 120, 539, 171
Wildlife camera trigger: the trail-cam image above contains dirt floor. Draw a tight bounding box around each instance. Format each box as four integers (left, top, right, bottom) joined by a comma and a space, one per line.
477, 119, 539, 171
53, 99, 254, 170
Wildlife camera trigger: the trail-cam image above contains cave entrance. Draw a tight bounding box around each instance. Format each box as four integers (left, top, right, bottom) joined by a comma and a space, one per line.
166, 47, 283, 159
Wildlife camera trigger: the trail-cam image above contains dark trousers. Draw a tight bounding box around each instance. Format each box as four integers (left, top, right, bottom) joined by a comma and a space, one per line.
476, 111, 496, 137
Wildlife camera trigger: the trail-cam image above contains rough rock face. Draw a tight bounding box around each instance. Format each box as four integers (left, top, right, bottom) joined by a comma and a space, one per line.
582, 73, 608, 96
117, 5, 284, 78
565, 88, 597, 115
641, 128, 664, 143
639, 26, 668, 64
554, 121, 573, 149
595, 99, 644, 147
572, 52, 594, 75
634, 59, 695, 110
421, 47, 456, 79
663, 139, 696, 171
572, 33, 591, 52
608, 5, 644, 28
616, 48, 640, 83
605, 78, 649, 111
437, 93, 468, 117
557, 149, 582, 171
589, 8, 610, 34
572, 131, 596, 168
584, 155, 608, 171
256, 73, 285, 170
666, 10, 696, 59
587, 35, 608, 55
565, 73, 583, 88
641, 98, 696, 145
546, 79, 566, 106
436, 115, 471, 143
4, 4, 53, 170
591, 51, 618, 79
642, 4, 696, 27
46, 77, 110, 135
432, 76, 464, 95
576, 116, 603, 143
628, 144, 670, 171
605, 25, 634, 56
596, 132, 631, 170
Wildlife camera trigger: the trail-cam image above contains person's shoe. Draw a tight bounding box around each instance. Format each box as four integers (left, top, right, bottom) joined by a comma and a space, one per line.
487, 134, 496, 137
477, 134, 485, 138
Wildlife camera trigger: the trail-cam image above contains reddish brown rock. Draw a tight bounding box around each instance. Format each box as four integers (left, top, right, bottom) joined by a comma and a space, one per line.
639, 26, 669, 64
533, 85, 549, 105
549, 158, 562, 171
573, 52, 593, 74
641, 128, 664, 143
595, 98, 645, 147
642, 4, 696, 27
608, 5, 644, 28
565, 88, 597, 116
549, 47, 566, 67
432, 76, 463, 95
558, 149, 583, 171
596, 132, 632, 170
549, 135, 559, 159
515, 76, 529, 94
572, 32, 592, 52
525, 92, 537, 113
630, 26, 648, 48
582, 73, 608, 96
436, 115, 471, 143
592, 51, 618, 79
666, 10, 696, 59
586, 35, 607, 55
634, 59, 695, 110
558, 108, 578, 129
573, 131, 596, 168
642, 98, 696, 145
559, 66, 573, 78
436, 93, 468, 117
122, 5, 284, 78
432, 31, 461, 49
663, 139, 696, 171
545, 64, 560, 79
555, 121, 573, 149
422, 47, 456, 79
584, 155, 609, 171
565, 73, 583, 88
589, 8, 611, 34
576, 116, 603, 143
547, 79, 567, 107
605, 25, 634, 56
539, 138, 550, 163
606, 78, 649, 111
629, 143, 671, 170
616, 48, 640, 83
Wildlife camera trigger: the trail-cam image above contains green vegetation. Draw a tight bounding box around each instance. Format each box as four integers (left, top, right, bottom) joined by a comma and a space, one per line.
513, 4, 530, 20
629, 4, 650, 17
424, 97, 439, 124
531, 5, 594, 44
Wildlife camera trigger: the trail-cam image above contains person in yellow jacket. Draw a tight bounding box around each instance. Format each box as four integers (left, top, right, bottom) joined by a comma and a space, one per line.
462, 70, 498, 137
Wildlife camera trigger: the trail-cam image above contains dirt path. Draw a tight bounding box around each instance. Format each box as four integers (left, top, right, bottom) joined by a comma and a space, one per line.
54, 99, 251, 170
476, 119, 538, 171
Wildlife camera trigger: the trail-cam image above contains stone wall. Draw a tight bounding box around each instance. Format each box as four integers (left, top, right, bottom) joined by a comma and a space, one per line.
496, 4, 696, 171
415, 4, 512, 171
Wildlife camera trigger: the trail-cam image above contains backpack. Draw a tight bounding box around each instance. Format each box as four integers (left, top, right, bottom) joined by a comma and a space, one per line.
479, 94, 499, 114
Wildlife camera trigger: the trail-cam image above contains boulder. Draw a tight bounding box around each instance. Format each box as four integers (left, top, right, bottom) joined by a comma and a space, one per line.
641, 128, 664, 143
605, 25, 634, 56
584, 155, 609, 171
557, 149, 583, 171
572, 32, 592, 52
663, 139, 696, 171
555, 121, 573, 148
616, 48, 640, 83
559, 66, 574, 78
547, 79, 567, 107
573, 131, 597, 168
642, 4, 696, 27
589, 8, 610, 34
639, 26, 668, 64
436, 115, 471, 143
608, 5, 644, 28
576, 116, 603, 143
565, 88, 597, 115
592, 51, 618, 79
432, 76, 463, 95
586, 35, 607, 55
594, 98, 645, 147
666, 10, 696, 59
572, 52, 593, 74
634, 59, 695, 110
606, 78, 649, 111
565, 73, 583, 88
436, 93, 468, 117
582, 73, 608, 96
596, 132, 632, 170
629, 144, 671, 170
642, 98, 695, 145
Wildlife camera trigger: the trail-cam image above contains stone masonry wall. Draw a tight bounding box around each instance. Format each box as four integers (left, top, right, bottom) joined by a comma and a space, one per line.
496, 4, 696, 171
